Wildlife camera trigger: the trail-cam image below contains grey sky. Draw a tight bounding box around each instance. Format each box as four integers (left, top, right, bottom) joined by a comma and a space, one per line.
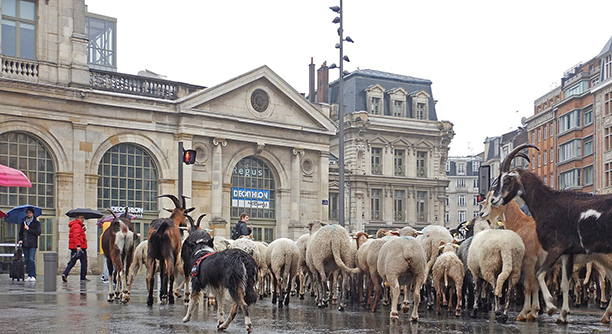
86, 0, 612, 156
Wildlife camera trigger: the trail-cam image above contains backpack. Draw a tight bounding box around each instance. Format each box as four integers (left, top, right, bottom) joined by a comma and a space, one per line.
230, 223, 241, 240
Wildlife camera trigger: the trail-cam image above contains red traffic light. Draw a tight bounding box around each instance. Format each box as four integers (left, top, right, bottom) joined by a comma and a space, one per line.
183, 149, 197, 165
477, 194, 484, 203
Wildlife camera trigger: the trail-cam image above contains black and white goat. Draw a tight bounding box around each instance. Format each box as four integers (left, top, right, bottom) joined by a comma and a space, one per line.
180, 213, 210, 303
182, 237, 258, 333
490, 143, 612, 323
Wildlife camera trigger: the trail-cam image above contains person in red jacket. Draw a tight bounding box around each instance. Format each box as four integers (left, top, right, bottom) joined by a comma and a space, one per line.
61, 215, 89, 282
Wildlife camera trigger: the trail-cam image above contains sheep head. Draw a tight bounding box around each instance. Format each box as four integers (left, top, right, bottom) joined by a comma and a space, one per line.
490, 144, 539, 207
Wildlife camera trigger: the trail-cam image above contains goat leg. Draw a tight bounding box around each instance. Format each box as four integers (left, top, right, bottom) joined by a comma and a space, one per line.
182, 289, 201, 323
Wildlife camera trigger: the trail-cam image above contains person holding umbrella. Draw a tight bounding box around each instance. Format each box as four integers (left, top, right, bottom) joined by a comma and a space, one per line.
62, 214, 89, 282
18, 207, 41, 282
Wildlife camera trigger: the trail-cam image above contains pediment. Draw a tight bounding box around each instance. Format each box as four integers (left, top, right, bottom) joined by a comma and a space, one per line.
409, 90, 431, 99
391, 136, 412, 147
413, 138, 434, 149
367, 134, 391, 147
386, 87, 408, 96
365, 84, 385, 93
179, 66, 336, 135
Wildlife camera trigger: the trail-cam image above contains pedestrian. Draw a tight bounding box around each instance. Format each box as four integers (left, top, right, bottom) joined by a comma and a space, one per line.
99, 219, 111, 284
62, 214, 89, 282
231, 212, 252, 240
17, 207, 41, 282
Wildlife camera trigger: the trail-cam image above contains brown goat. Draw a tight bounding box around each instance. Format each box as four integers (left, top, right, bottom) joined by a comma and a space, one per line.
101, 208, 137, 303
146, 194, 193, 306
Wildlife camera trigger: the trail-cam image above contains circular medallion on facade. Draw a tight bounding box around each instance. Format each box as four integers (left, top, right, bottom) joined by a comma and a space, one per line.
250, 89, 269, 113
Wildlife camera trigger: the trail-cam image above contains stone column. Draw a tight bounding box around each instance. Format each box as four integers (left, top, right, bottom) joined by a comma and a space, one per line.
408, 186, 417, 223
291, 148, 304, 227
85, 173, 100, 273
210, 138, 228, 234
319, 151, 329, 221
56, 171, 74, 272
383, 185, 393, 224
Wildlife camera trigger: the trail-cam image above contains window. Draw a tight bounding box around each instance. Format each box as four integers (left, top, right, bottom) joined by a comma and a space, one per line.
538, 129, 541, 142
558, 140, 581, 162
544, 176, 547, 185
584, 136, 593, 156
473, 179, 478, 189
558, 110, 581, 133
1, 0, 36, 59
458, 210, 466, 222
606, 127, 612, 151
550, 148, 554, 163
473, 211, 480, 218
457, 163, 465, 175
543, 125, 547, 139
394, 190, 405, 221
371, 147, 382, 175
583, 166, 593, 186
538, 153, 541, 167
458, 195, 466, 207
446, 161, 451, 172
583, 109, 593, 126
394, 150, 405, 176
606, 163, 612, 187
564, 81, 588, 98
604, 55, 612, 82
544, 151, 547, 165
416, 103, 426, 120
371, 97, 381, 115
605, 92, 612, 116
416, 191, 427, 222
230, 156, 276, 220
456, 179, 466, 188
473, 195, 478, 206
472, 161, 480, 172
550, 174, 554, 188
329, 193, 338, 220
550, 123, 554, 137
445, 196, 449, 206
85, 14, 117, 69
445, 211, 450, 223
393, 100, 404, 117
371, 189, 382, 220
416, 151, 427, 177
559, 169, 581, 189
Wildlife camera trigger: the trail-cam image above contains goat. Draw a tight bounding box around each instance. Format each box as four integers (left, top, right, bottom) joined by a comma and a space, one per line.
101, 208, 137, 303
180, 214, 209, 304
146, 194, 193, 306
490, 143, 612, 323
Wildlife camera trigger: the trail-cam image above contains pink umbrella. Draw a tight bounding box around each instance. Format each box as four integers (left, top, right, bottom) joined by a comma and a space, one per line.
0, 210, 6, 219
0, 164, 32, 188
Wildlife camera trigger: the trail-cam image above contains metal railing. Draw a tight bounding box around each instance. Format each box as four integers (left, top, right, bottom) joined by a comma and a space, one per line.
371, 164, 382, 175
394, 166, 405, 176
417, 167, 427, 178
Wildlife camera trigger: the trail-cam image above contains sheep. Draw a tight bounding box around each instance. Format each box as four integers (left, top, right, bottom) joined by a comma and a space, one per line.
467, 226, 525, 323
213, 236, 233, 251
490, 143, 612, 323
231, 237, 262, 268
305, 223, 360, 309
254, 241, 270, 299
583, 260, 609, 309
265, 238, 300, 307
417, 225, 453, 308
295, 233, 310, 299
432, 241, 464, 317
479, 193, 557, 321
377, 236, 427, 321
456, 218, 492, 311
364, 236, 396, 312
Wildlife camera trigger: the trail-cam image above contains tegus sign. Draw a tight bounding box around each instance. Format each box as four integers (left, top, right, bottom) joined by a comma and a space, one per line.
231, 187, 270, 208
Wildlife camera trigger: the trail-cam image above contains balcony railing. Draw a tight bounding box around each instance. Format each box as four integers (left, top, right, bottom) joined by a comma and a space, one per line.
0, 56, 39, 82
329, 209, 338, 220
417, 167, 427, 178
394, 212, 404, 221
417, 212, 426, 222
371, 210, 381, 220
394, 166, 405, 176
371, 164, 382, 175
90, 69, 203, 100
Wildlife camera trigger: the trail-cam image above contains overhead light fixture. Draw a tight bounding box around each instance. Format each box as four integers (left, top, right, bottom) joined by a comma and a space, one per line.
332, 16, 340, 24
345, 36, 354, 43
343, 55, 350, 62
335, 43, 340, 49
329, 63, 338, 69
330, 6, 341, 13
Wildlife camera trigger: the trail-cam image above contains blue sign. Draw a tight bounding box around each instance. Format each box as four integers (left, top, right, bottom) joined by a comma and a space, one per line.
232, 187, 270, 208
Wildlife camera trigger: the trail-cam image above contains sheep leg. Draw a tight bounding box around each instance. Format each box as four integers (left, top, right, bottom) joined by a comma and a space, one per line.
338, 273, 349, 311
471, 278, 483, 318
411, 278, 423, 321
598, 267, 608, 309
298, 266, 306, 299
271, 273, 279, 305
402, 285, 410, 313
371, 274, 382, 312
182, 289, 201, 322
315, 268, 328, 307
557, 254, 573, 324
436, 286, 443, 315
365, 277, 374, 309
387, 275, 400, 320
285, 271, 294, 306
598, 264, 612, 323
455, 281, 463, 317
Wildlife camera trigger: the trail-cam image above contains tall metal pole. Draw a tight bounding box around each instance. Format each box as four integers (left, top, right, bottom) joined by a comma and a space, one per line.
338, 0, 345, 227
178, 141, 184, 198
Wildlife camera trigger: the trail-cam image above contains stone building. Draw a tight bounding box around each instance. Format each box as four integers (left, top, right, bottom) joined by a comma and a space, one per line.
320, 67, 455, 234
0, 0, 335, 274
445, 155, 482, 227
592, 36, 612, 194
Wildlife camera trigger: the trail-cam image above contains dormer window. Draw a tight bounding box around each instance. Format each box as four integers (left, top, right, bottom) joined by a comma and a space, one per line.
365, 84, 385, 115
393, 100, 404, 117
416, 103, 426, 119
604, 55, 612, 81
371, 97, 381, 115
410, 90, 430, 120
1, 0, 36, 60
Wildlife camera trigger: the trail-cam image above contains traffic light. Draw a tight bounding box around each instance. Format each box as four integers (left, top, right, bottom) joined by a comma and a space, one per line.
182, 149, 197, 165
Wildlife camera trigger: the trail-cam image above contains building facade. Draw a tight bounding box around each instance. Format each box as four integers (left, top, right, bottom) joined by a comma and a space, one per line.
592, 36, 612, 194
445, 155, 482, 227
527, 87, 561, 188
322, 68, 454, 234
0, 0, 335, 274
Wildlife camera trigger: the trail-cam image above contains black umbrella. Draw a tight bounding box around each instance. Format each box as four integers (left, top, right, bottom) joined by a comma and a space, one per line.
65, 208, 104, 220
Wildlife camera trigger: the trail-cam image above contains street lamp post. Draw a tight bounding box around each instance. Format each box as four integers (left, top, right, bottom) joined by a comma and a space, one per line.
330, 1, 352, 228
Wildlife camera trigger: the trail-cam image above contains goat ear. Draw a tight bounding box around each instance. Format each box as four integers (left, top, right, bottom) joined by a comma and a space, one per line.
184, 240, 195, 248
415, 230, 424, 235
439, 241, 446, 246
206, 238, 214, 248
134, 233, 140, 240
507, 171, 519, 179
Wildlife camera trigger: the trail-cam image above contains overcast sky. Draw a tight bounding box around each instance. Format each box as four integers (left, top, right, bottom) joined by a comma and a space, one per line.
86, 0, 612, 157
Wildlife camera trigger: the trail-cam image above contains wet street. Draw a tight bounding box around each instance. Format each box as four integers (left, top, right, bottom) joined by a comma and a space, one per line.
1, 275, 611, 334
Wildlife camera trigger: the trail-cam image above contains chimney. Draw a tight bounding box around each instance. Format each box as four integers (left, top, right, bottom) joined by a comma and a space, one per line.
309, 58, 316, 103
317, 61, 329, 104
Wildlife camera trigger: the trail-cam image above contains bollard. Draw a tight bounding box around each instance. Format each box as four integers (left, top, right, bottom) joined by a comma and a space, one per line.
43, 252, 58, 292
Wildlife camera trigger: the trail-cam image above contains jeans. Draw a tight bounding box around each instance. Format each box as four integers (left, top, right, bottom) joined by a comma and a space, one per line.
102, 257, 109, 280
22, 247, 36, 278
63, 249, 88, 280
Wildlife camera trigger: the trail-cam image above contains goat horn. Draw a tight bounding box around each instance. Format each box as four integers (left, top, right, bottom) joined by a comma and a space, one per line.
514, 152, 531, 163
158, 194, 181, 208
181, 195, 191, 209
107, 209, 119, 219
185, 215, 194, 228
196, 214, 207, 228
121, 206, 130, 218
500, 144, 540, 173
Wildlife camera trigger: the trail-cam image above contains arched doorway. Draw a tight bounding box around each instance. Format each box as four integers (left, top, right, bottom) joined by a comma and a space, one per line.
96, 143, 159, 250
230, 156, 276, 242
0, 131, 56, 274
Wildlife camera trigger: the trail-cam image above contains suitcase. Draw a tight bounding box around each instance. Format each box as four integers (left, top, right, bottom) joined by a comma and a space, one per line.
9, 248, 25, 281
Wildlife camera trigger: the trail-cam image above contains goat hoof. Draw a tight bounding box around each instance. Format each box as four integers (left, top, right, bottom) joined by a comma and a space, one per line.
338, 304, 346, 311
601, 302, 609, 310
455, 311, 461, 317
390, 312, 399, 320
547, 306, 558, 316
411, 316, 419, 322
402, 305, 410, 313
246, 324, 253, 333
146, 297, 154, 306
182, 315, 191, 323
299, 294, 304, 300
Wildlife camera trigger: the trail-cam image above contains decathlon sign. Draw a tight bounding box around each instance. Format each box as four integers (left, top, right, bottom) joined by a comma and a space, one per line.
110, 206, 144, 218
231, 187, 270, 209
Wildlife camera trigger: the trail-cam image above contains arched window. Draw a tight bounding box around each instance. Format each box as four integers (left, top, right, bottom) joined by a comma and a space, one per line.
97, 143, 158, 240
0, 131, 56, 257
231, 156, 276, 242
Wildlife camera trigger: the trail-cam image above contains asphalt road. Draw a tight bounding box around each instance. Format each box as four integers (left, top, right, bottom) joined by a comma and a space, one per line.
1, 275, 611, 334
